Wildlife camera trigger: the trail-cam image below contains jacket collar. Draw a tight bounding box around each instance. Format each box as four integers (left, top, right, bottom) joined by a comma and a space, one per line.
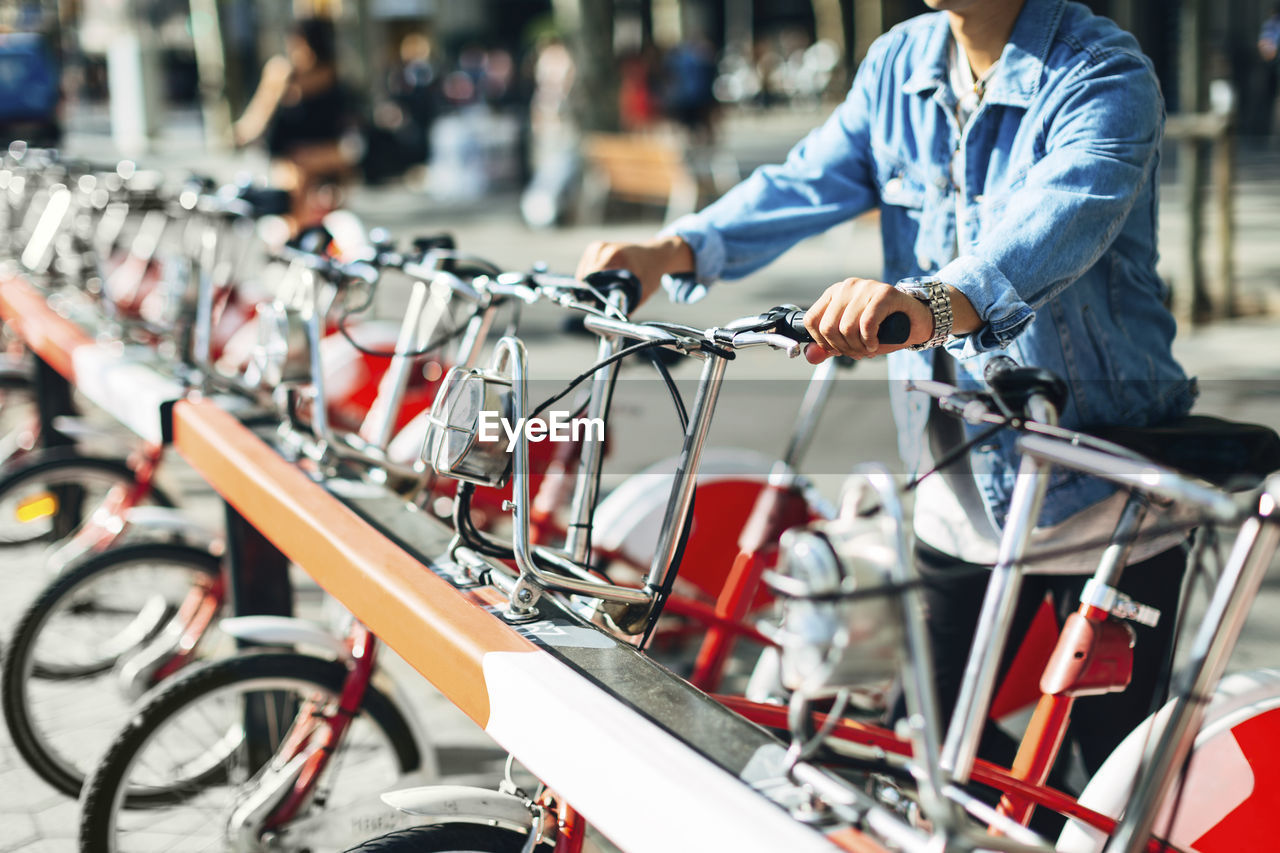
900, 0, 1067, 108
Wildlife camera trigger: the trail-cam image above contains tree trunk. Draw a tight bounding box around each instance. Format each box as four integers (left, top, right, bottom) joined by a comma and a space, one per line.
190, 0, 235, 150
568, 0, 621, 132
812, 0, 849, 97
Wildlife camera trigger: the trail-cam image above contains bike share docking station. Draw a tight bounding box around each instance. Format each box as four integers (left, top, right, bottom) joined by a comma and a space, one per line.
0, 268, 878, 852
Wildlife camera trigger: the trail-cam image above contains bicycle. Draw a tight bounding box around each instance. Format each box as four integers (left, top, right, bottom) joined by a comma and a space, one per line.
730, 356, 1280, 851
78, 615, 435, 853
0, 214, 475, 797
355, 322, 1278, 852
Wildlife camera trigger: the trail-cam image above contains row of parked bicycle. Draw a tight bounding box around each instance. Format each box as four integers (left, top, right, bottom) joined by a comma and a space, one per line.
1, 140, 1280, 853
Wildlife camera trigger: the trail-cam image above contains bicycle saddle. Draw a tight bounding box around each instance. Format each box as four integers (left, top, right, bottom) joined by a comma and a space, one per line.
1093, 414, 1280, 491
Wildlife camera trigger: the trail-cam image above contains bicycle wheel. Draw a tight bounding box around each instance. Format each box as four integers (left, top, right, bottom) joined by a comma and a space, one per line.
343, 825, 528, 853
0, 449, 175, 548
80, 652, 424, 853
0, 366, 36, 466
2, 541, 223, 798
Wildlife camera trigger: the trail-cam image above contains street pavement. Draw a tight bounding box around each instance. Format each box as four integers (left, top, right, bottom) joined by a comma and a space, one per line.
1, 108, 1279, 849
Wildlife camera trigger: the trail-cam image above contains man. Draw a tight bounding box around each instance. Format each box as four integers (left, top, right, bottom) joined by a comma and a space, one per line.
578, 0, 1195, 793
1260, 3, 1280, 140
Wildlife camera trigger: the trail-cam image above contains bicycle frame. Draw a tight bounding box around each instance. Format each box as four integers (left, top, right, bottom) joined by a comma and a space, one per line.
265, 623, 380, 833
785, 413, 1274, 851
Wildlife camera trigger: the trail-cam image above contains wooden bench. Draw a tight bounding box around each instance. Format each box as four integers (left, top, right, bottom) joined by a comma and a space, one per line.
579, 132, 700, 224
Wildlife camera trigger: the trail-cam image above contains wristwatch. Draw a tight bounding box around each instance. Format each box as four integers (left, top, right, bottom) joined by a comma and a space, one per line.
894, 276, 953, 351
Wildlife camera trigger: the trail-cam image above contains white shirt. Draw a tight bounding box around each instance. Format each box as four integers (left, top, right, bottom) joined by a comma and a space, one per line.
910, 39, 1187, 573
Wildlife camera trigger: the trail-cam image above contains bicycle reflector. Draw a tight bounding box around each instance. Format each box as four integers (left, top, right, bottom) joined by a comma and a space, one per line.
15, 492, 58, 523
422, 352, 515, 488
767, 498, 904, 698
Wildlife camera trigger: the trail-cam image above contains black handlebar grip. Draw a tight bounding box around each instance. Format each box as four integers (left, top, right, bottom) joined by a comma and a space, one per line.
412, 233, 456, 253
878, 312, 910, 345
583, 269, 643, 314
783, 310, 911, 346
240, 187, 292, 218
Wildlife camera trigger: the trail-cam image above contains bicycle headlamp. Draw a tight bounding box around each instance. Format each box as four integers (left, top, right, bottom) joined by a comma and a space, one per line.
250, 300, 312, 390
769, 486, 905, 698
422, 351, 515, 488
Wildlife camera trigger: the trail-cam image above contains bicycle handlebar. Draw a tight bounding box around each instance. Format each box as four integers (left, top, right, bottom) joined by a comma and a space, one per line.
275, 243, 381, 287
776, 307, 911, 347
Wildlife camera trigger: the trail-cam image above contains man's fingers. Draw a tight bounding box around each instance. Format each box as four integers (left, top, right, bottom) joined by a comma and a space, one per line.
859, 291, 893, 354
803, 343, 832, 364
838, 295, 873, 358
804, 291, 837, 354
575, 241, 613, 280
817, 310, 854, 357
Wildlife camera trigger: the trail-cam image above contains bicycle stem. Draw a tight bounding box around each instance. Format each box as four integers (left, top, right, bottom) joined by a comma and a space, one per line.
643, 352, 729, 593
564, 291, 629, 565
939, 394, 1058, 785
781, 356, 837, 472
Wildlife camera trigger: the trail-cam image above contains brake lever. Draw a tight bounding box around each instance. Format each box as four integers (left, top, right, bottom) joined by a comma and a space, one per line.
727, 331, 803, 357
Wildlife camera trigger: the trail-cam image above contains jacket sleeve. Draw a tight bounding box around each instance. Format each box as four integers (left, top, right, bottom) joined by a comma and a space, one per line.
660, 39, 890, 291
941, 51, 1163, 357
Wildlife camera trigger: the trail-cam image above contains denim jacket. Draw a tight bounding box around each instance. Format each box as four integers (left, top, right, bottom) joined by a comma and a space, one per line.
664, 0, 1196, 528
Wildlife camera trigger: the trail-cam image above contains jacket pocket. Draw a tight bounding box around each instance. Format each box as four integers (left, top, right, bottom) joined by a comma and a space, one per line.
875, 157, 928, 272
1078, 302, 1144, 424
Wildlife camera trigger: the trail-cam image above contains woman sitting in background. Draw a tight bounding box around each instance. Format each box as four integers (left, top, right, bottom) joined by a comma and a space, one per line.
234, 17, 359, 227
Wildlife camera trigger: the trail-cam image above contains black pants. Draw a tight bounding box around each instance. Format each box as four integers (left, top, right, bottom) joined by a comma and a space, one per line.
892, 542, 1187, 781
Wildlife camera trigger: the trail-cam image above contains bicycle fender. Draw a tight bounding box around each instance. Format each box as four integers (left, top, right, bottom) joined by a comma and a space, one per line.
219, 616, 352, 661
1058, 668, 1280, 852
380, 785, 533, 834
119, 506, 224, 552
370, 668, 440, 782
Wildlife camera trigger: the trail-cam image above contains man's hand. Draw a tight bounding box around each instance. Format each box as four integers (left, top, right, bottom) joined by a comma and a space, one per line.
575, 235, 695, 306
802, 277, 979, 360
803, 278, 932, 360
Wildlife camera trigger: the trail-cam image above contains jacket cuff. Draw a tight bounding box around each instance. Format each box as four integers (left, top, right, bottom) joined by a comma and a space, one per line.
659, 217, 725, 301
937, 254, 1035, 357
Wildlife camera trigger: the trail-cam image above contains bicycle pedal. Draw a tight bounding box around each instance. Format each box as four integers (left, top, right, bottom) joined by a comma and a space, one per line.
1081, 578, 1161, 627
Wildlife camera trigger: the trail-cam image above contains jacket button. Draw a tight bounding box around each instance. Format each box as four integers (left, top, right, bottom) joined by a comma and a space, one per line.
884, 177, 903, 195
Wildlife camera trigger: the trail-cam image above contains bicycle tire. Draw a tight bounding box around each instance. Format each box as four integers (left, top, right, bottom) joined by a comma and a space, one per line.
2, 541, 222, 798
0, 449, 176, 547
343, 825, 529, 853
80, 652, 423, 853
0, 370, 36, 472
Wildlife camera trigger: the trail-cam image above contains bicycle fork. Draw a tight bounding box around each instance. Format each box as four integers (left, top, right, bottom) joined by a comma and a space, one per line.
225, 623, 380, 849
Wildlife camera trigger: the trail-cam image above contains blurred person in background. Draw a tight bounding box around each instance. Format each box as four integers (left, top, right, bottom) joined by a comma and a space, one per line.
0, 29, 61, 147
1260, 2, 1280, 141
662, 35, 718, 142
619, 45, 661, 131
520, 35, 578, 227
391, 32, 440, 138
234, 17, 359, 226
364, 32, 440, 186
